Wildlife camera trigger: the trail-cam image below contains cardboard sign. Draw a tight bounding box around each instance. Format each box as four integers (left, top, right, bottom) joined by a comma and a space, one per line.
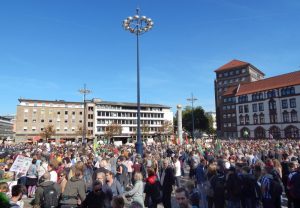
9, 155, 33, 176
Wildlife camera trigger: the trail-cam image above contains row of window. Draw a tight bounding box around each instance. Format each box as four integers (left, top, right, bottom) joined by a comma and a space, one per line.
97, 111, 164, 118
96, 126, 160, 132
23, 102, 82, 108
239, 111, 298, 125
223, 113, 236, 119
218, 68, 247, 78
238, 87, 296, 103
97, 105, 163, 112
238, 98, 297, 113
240, 126, 299, 139
24, 109, 83, 115
222, 105, 236, 110
97, 119, 163, 125
223, 123, 237, 128
218, 77, 246, 85
23, 127, 77, 132
223, 97, 236, 103
24, 119, 83, 123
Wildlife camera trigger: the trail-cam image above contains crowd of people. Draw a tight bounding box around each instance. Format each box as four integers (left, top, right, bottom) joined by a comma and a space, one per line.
0, 138, 299, 208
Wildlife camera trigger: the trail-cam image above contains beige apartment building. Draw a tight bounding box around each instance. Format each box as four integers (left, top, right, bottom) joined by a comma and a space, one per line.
15, 99, 86, 143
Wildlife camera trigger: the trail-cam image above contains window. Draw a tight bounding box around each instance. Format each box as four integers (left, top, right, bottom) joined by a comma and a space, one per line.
229, 71, 234, 76
88, 122, 93, 127
79, 120, 82, 123
291, 110, 298, 122
270, 114, 277, 124
57, 111, 61, 115
33, 119, 36, 123
239, 115, 244, 125
242, 68, 246, 73
244, 105, 249, 113
88, 114, 93, 119
238, 95, 248, 103
236, 70, 240, 75
224, 72, 228, 77
79, 112, 83, 115
290, 98, 296, 108
259, 103, 264, 111
282, 100, 288, 109
65, 120, 68, 123
239, 106, 243, 113
269, 100, 276, 110
24, 119, 28, 122
41, 119, 44, 123
283, 111, 290, 122
72, 111, 75, 115
253, 114, 258, 124
65, 111, 68, 115
252, 104, 257, 112
259, 114, 265, 124
245, 114, 250, 124
24, 109, 29, 113
218, 73, 223, 78
49, 119, 52, 123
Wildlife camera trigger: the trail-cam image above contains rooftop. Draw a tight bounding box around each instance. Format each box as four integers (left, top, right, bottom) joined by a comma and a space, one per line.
214, 59, 265, 76
236, 70, 300, 96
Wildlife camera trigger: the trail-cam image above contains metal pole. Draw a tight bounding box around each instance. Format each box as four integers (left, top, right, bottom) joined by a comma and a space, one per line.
79, 84, 91, 145
136, 12, 143, 155
187, 93, 197, 142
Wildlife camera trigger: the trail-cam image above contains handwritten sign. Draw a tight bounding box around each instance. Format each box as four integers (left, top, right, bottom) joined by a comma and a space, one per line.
9, 155, 33, 176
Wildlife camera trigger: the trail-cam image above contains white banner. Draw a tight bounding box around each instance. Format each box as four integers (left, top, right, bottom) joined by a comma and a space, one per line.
9, 155, 33, 176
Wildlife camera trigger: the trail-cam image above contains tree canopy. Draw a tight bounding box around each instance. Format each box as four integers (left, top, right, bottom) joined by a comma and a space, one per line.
179, 106, 211, 135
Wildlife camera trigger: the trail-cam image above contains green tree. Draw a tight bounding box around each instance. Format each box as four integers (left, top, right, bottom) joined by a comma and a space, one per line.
40, 124, 56, 142
205, 113, 216, 135
182, 106, 209, 135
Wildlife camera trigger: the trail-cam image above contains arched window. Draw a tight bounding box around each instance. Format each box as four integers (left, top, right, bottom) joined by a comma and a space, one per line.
245, 114, 250, 124
269, 99, 276, 110
284, 125, 299, 138
259, 113, 265, 124
269, 126, 281, 139
240, 127, 250, 138
239, 115, 245, 125
291, 110, 298, 122
253, 114, 258, 124
254, 127, 266, 138
283, 111, 290, 123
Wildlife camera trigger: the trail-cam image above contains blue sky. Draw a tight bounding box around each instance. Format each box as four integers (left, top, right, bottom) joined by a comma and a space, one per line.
1, 0, 300, 115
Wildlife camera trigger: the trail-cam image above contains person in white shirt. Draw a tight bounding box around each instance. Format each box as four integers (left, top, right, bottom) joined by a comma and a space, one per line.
47, 163, 57, 183
172, 156, 182, 188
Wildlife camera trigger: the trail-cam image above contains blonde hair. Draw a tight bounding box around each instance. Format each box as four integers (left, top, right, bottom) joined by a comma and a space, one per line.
134, 172, 143, 181
0, 182, 9, 193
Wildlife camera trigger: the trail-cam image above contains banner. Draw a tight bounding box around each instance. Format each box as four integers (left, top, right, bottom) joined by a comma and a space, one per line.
9, 155, 33, 176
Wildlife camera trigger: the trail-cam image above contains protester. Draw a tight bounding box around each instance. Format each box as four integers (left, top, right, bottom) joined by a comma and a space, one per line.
33, 172, 61, 208
10, 185, 23, 208
175, 187, 193, 208
124, 172, 144, 208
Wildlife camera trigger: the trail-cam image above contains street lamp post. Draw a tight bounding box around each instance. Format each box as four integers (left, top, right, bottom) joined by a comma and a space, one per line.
79, 84, 91, 145
187, 93, 197, 142
123, 8, 153, 155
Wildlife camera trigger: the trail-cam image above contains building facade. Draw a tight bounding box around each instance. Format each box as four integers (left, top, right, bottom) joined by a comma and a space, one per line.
15, 99, 84, 142
94, 100, 173, 138
214, 60, 265, 138
0, 116, 15, 141
15, 98, 173, 142
236, 71, 300, 139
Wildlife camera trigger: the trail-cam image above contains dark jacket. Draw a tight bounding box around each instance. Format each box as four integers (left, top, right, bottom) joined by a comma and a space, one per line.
160, 166, 175, 193
81, 191, 106, 208
34, 180, 61, 206
195, 164, 206, 184
61, 176, 86, 205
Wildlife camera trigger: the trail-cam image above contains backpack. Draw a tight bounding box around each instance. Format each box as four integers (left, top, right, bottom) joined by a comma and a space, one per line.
212, 175, 225, 197
41, 184, 59, 208
269, 176, 283, 200
231, 174, 242, 196
289, 172, 300, 199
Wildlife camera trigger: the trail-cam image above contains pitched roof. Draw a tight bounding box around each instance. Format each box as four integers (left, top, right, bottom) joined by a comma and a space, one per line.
223, 86, 238, 96
214, 59, 250, 72
236, 70, 300, 96
214, 59, 265, 76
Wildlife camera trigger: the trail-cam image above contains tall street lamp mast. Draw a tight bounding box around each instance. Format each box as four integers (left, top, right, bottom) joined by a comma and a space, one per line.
187, 93, 197, 142
122, 8, 153, 155
79, 84, 91, 144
